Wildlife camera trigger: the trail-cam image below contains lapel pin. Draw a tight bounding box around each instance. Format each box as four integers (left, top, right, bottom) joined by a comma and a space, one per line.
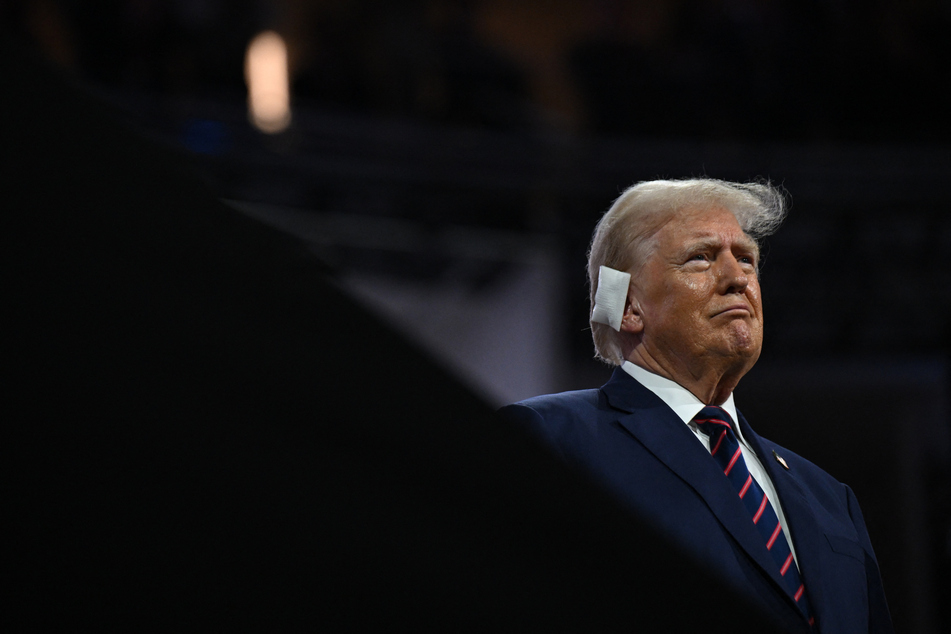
772, 450, 790, 470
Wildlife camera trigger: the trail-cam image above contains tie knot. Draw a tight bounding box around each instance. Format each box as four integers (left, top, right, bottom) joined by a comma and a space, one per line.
693, 406, 736, 437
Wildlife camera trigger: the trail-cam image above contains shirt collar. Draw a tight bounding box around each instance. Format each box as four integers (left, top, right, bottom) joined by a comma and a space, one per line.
620, 361, 739, 427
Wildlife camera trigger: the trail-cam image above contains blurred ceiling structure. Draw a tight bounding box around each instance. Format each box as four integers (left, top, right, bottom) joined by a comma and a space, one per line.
6, 0, 948, 360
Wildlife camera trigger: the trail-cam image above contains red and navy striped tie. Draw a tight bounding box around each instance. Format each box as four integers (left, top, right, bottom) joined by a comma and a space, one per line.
694, 406, 815, 628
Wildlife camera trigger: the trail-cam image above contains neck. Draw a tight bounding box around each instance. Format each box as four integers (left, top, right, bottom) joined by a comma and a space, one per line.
625, 348, 747, 405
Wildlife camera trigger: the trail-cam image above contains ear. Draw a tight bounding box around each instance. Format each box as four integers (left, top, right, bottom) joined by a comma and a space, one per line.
619, 295, 644, 334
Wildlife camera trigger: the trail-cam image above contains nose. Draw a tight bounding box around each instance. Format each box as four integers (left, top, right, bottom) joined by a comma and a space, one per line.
717, 254, 750, 294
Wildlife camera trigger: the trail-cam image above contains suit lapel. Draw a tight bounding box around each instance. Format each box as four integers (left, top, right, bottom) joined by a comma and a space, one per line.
603, 369, 800, 608
740, 417, 833, 624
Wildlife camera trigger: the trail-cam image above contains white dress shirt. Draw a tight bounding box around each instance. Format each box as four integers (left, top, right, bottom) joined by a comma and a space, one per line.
621, 361, 799, 566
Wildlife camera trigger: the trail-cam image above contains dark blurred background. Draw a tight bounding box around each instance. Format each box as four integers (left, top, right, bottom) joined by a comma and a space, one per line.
4, 1, 949, 631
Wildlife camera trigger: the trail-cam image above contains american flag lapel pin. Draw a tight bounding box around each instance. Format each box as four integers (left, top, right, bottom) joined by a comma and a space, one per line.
772, 450, 790, 470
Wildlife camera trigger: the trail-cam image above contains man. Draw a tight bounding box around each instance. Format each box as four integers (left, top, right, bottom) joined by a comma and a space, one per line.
500, 179, 893, 634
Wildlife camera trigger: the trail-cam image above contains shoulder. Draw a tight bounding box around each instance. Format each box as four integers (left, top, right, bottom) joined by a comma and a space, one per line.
754, 432, 846, 496
498, 367, 643, 424
497, 388, 616, 457
500, 389, 604, 420
746, 425, 875, 545
739, 413, 840, 489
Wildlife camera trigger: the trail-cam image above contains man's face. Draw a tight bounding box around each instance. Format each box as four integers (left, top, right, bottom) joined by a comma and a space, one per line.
627, 205, 763, 378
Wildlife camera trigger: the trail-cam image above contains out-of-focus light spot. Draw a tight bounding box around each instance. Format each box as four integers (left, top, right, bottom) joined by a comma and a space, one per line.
245, 31, 291, 134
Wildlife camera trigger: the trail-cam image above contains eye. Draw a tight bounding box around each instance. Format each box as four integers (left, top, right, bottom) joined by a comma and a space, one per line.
689, 253, 709, 262
738, 255, 754, 265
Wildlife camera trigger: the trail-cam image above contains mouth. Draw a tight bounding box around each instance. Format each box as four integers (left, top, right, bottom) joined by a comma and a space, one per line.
713, 305, 752, 318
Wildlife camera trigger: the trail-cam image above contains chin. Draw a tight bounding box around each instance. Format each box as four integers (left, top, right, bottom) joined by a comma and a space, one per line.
716, 338, 762, 375
736, 339, 763, 368
739, 348, 762, 367
725, 323, 762, 354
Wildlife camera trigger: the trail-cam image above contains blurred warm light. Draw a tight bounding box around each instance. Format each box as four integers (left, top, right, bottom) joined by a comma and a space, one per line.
245, 31, 291, 134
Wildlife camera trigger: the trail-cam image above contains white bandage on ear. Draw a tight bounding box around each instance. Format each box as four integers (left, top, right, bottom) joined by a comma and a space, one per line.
590, 265, 631, 332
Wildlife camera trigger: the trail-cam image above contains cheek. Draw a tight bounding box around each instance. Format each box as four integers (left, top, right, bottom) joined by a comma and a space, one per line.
662, 273, 707, 296
747, 282, 763, 313
681, 276, 706, 292
678, 278, 714, 310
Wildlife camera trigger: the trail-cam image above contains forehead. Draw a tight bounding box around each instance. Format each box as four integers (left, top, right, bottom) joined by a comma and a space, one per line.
654, 205, 755, 249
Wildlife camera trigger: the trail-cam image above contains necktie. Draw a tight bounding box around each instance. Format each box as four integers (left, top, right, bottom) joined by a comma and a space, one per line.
693, 406, 815, 628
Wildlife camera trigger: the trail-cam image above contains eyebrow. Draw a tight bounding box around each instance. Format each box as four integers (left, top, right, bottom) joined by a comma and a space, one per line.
678, 235, 760, 259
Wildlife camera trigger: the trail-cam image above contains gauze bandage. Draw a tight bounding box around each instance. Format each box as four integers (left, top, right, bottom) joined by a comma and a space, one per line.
590, 265, 631, 332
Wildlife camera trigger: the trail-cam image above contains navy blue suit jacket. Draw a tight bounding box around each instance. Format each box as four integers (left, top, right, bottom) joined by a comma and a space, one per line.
500, 368, 893, 634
